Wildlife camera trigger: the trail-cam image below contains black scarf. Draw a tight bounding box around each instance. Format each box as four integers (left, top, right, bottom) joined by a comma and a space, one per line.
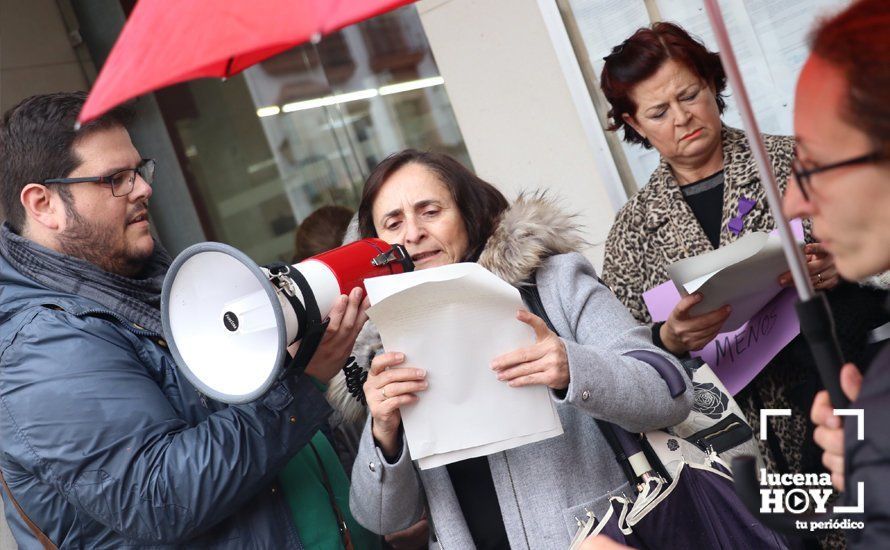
0, 223, 171, 334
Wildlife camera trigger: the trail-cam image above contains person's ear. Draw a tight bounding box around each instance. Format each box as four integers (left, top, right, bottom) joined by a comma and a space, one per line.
20, 183, 65, 231
622, 113, 646, 140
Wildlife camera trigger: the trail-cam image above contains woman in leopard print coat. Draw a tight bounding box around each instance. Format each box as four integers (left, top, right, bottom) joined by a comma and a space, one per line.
603, 123, 817, 478
598, 23, 888, 549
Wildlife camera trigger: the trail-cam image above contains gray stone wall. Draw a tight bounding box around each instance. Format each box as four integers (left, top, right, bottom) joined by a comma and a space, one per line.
0, 497, 17, 549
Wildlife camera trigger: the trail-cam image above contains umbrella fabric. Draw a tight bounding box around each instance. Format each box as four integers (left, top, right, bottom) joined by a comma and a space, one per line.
79, 0, 416, 125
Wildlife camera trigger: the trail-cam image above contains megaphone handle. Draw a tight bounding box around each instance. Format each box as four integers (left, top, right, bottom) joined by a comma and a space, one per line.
370, 243, 415, 273
280, 268, 327, 379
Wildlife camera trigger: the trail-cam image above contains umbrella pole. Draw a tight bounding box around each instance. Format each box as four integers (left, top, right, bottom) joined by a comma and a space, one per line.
703, 0, 810, 300
702, 0, 847, 408
702, 0, 850, 534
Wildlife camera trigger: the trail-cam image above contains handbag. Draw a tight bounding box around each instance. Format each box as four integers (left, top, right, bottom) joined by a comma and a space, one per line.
669, 355, 762, 466
518, 279, 784, 549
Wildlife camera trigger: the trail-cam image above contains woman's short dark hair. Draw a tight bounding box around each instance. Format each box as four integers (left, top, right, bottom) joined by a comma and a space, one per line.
358, 150, 509, 262
292, 204, 355, 263
600, 22, 727, 149
811, 0, 890, 156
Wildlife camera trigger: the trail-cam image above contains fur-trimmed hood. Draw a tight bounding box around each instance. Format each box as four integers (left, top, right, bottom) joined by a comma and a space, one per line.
478, 192, 587, 286
326, 193, 586, 422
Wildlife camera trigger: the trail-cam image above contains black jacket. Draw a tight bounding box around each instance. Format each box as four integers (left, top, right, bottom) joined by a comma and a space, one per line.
845, 338, 890, 548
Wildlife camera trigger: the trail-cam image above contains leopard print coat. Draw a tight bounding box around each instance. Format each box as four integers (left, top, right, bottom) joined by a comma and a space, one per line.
611, 124, 890, 548
602, 126, 800, 323
602, 126, 813, 482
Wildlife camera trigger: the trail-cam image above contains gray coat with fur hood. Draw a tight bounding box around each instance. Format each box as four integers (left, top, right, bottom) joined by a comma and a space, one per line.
346, 196, 693, 549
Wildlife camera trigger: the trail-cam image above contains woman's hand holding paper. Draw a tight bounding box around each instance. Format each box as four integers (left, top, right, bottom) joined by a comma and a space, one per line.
778, 242, 840, 290
366, 351, 427, 457
659, 293, 731, 355
490, 310, 570, 390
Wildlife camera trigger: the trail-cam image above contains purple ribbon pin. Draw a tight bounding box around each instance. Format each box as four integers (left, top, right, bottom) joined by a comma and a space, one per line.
727, 196, 756, 235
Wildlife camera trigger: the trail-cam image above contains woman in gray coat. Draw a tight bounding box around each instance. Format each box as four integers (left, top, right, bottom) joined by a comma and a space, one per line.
347, 150, 693, 549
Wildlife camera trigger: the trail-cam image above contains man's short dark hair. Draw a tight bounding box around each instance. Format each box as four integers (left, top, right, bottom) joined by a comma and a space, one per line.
293, 205, 355, 263
0, 91, 132, 232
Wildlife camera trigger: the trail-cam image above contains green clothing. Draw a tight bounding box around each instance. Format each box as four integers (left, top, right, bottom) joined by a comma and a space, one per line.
280, 380, 379, 550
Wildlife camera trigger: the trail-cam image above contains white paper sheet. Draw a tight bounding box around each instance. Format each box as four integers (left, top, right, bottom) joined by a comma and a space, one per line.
364, 263, 564, 470
417, 426, 566, 470
666, 222, 804, 331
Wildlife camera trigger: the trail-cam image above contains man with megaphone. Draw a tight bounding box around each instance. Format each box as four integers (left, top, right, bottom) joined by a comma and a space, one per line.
0, 91, 387, 549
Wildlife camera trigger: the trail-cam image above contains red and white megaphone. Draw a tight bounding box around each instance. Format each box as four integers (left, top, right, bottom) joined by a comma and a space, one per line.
161, 239, 413, 403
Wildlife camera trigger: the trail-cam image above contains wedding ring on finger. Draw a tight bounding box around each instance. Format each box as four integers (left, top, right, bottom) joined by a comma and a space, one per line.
381, 386, 388, 400
817, 272, 823, 286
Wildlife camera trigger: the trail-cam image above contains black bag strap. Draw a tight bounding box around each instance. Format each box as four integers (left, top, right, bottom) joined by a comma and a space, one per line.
267, 263, 328, 379
0, 469, 57, 549
517, 278, 640, 488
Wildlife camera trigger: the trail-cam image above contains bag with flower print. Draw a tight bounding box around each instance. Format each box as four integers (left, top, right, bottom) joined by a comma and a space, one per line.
668, 356, 762, 466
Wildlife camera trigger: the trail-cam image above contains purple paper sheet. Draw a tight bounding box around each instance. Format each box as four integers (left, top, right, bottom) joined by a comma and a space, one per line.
644, 284, 799, 395
642, 221, 805, 395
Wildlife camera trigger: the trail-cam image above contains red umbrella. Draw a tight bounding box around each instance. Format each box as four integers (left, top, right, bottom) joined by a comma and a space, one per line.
77, 0, 416, 126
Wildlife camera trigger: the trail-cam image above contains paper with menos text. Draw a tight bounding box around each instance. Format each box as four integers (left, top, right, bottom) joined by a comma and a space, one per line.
643, 221, 805, 395
364, 263, 563, 470
644, 284, 799, 395
665, 220, 805, 332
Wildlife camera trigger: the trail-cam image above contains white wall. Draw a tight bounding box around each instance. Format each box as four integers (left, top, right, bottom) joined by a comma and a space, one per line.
417, 0, 623, 270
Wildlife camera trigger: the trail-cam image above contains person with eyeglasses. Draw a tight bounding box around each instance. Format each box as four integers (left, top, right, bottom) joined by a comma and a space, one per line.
782, 1, 890, 547
598, 21, 889, 550
42, 157, 156, 195
0, 91, 375, 549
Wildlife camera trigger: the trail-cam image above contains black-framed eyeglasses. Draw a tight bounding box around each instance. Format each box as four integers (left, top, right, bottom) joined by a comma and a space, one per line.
42, 158, 156, 197
791, 149, 882, 201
